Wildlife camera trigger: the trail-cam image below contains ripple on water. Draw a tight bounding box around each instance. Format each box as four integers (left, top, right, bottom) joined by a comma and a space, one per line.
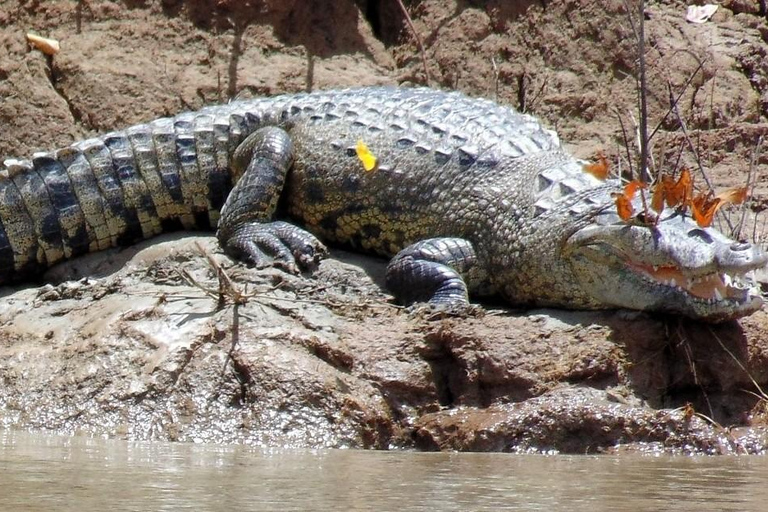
1, 431, 767, 512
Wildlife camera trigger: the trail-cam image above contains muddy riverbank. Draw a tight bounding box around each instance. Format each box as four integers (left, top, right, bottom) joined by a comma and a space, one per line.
2, 0, 768, 453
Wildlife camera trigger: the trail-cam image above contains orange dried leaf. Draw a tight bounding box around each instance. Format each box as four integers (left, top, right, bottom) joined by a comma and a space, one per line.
691, 192, 723, 228
666, 168, 693, 208
651, 176, 672, 213
716, 186, 748, 205
615, 194, 634, 221
613, 180, 646, 221
583, 152, 610, 181
26, 33, 60, 56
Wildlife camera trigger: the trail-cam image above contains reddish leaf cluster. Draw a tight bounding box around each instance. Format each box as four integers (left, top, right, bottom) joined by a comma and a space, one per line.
583, 155, 748, 228
582, 152, 610, 180
691, 187, 748, 227
649, 168, 748, 227
613, 180, 647, 222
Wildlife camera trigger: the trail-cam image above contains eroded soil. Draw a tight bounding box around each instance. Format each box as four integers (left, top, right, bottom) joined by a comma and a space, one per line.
2, 0, 768, 453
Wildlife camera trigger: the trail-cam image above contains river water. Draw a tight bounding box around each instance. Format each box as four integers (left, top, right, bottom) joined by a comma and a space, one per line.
2, 430, 768, 511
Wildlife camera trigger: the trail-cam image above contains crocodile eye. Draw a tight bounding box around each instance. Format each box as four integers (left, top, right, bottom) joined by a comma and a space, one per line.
634, 211, 656, 225
687, 228, 713, 244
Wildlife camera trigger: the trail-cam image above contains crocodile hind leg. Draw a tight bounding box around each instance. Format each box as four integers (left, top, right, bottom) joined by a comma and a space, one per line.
385, 238, 491, 311
217, 126, 327, 273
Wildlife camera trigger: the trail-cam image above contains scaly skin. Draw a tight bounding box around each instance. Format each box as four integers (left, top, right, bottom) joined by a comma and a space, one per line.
1, 87, 765, 321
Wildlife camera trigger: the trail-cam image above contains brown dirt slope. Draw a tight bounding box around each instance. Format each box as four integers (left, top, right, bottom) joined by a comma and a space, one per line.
2, 0, 768, 453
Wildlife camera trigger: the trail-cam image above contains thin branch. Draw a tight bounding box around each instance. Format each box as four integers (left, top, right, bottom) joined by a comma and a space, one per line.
491, 56, 500, 101
708, 326, 768, 401
305, 51, 315, 93
637, 0, 650, 182
614, 106, 636, 179
668, 82, 713, 188
737, 136, 763, 241
752, 209, 760, 246
395, 0, 431, 85
622, 0, 639, 40
648, 59, 705, 143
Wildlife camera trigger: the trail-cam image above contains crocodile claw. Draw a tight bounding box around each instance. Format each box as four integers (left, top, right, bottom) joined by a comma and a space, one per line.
221, 220, 327, 273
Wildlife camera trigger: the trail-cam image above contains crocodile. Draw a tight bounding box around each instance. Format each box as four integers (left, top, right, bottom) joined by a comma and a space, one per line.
1, 86, 765, 321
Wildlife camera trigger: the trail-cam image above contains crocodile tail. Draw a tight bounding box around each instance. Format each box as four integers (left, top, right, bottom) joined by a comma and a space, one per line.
0, 151, 111, 284
0, 140, 181, 285
0, 108, 245, 284
0, 159, 41, 283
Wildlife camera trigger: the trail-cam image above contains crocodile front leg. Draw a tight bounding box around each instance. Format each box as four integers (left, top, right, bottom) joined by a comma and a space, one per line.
217, 127, 327, 273
385, 238, 491, 311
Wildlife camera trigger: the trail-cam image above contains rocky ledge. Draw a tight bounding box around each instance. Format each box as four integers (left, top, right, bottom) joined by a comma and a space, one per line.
1, 235, 768, 454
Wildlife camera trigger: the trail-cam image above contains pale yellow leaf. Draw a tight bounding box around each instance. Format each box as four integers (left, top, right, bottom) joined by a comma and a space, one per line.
355, 140, 377, 172
26, 33, 60, 56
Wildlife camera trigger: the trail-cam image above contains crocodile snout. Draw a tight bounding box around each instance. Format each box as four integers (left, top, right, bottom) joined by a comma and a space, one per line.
717, 238, 768, 270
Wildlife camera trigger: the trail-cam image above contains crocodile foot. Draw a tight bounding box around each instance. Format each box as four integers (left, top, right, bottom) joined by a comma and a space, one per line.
221, 220, 327, 273
386, 237, 489, 312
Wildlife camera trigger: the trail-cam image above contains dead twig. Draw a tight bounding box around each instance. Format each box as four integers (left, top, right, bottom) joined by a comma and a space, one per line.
736, 136, 763, 241
648, 59, 705, 144
491, 56, 500, 101
668, 81, 709, 190
667, 82, 722, 189
614, 107, 636, 179
395, 0, 431, 85
707, 326, 768, 401
622, 0, 650, 182
636, 0, 650, 183
305, 51, 315, 93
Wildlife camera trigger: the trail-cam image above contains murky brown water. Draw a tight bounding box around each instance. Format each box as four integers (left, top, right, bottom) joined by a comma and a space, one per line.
2, 429, 768, 511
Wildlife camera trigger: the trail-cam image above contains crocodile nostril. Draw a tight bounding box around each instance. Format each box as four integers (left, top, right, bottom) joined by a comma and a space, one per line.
731, 242, 752, 252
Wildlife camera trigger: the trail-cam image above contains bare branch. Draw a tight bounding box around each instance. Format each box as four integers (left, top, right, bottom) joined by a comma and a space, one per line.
395, 0, 431, 85
668, 81, 713, 190
648, 59, 705, 143
737, 135, 763, 240
614, 106, 636, 180
637, 0, 650, 183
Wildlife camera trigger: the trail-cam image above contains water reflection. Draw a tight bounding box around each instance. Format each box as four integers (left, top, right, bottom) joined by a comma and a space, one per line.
1, 430, 766, 511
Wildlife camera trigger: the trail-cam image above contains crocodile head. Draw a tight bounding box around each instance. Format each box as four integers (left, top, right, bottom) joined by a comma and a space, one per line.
564, 208, 767, 322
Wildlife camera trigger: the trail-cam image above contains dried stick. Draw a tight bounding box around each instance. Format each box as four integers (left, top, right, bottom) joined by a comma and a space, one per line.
637, 0, 650, 183
614, 107, 636, 180
737, 136, 763, 241
395, 0, 431, 85
621, 0, 650, 182
648, 59, 705, 143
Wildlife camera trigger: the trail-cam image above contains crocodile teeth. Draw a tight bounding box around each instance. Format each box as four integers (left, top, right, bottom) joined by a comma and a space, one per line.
630, 261, 760, 303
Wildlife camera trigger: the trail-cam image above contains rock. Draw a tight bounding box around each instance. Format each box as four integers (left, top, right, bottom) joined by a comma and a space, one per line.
0, 234, 767, 453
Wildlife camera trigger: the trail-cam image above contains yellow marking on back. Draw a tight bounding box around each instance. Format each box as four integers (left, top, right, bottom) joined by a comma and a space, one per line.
355, 140, 377, 172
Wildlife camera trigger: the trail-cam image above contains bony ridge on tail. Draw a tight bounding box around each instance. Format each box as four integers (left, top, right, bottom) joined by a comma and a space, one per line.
1, 86, 765, 322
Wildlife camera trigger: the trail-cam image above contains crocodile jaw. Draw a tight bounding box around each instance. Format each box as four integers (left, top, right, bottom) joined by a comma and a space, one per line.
620, 261, 763, 321
565, 219, 767, 322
